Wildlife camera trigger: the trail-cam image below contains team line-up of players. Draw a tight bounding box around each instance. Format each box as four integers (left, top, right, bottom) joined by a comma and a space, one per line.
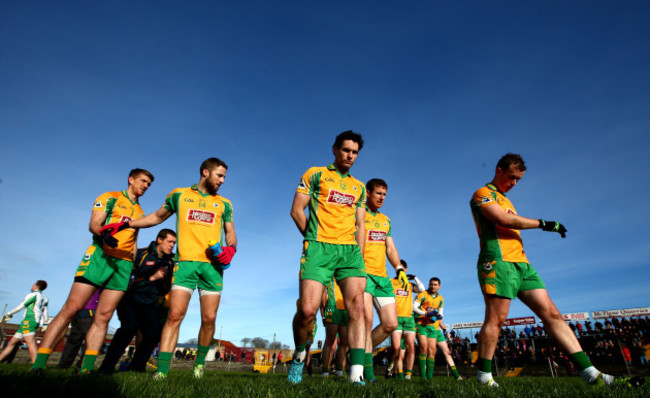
7, 130, 644, 388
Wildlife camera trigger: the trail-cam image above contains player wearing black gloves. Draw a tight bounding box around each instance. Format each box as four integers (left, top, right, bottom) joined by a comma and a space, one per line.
470, 153, 642, 388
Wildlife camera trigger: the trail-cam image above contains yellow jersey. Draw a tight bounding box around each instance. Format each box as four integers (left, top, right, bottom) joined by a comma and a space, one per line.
296, 164, 366, 245
164, 185, 233, 263
415, 291, 443, 330
92, 190, 144, 261
470, 183, 529, 264
364, 209, 392, 277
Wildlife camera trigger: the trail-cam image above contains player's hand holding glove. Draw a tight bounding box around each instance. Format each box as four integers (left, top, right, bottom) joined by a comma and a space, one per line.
539, 219, 567, 238
217, 246, 236, 266
396, 267, 409, 288
99, 221, 131, 248
426, 309, 441, 321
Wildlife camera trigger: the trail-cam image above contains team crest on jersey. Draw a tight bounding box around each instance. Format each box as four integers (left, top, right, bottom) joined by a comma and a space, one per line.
353, 185, 358, 191
326, 189, 355, 207
480, 196, 493, 205
213, 203, 220, 208
483, 262, 493, 271
94, 200, 103, 208
187, 209, 216, 224
340, 181, 347, 190
367, 230, 387, 242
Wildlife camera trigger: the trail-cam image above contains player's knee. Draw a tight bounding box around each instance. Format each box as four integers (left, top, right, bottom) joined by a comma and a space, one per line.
383, 319, 398, 333
201, 316, 217, 327
167, 310, 186, 324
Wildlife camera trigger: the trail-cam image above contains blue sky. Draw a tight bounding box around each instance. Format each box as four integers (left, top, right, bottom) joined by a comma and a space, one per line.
1, 1, 649, 348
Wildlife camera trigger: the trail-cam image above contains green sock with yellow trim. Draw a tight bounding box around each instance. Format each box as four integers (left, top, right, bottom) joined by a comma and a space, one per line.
418, 354, 427, 379
426, 357, 435, 380
80, 350, 99, 373
31, 347, 53, 370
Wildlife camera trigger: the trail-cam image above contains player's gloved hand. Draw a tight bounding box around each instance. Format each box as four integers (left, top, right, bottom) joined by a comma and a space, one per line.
99, 221, 131, 248
217, 246, 236, 265
100, 221, 131, 236
426, 310, 441, 320
396, 267, 409, 288
406, 274, 416, 280
539, 219, 567, 238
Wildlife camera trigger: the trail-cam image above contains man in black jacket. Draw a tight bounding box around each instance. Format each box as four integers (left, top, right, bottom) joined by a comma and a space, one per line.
99, 229, 177, 374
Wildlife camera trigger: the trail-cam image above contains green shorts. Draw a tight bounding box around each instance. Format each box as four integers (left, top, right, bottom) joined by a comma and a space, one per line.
326, 307, 349, 327
396, 316, 416, 333
15, 319, 38, 337
417, 324, 443, 340
478, 261, 545, 299
365, 274, 396, 298
74, 243, 133, 291
173, 261, 223, 293
299, 241, 366, 285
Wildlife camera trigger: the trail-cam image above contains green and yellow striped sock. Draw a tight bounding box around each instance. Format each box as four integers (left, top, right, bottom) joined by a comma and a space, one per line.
157, 351, 173, 375
79, 350, 98, 373
418, 354, 427, 379
195, 344, 209, 366
426, 357, 435, 380
31, 347, 53, 370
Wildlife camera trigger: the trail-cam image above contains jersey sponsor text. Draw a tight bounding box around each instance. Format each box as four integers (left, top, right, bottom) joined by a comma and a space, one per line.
367, 230, 387, 242
327, 189, 356, 207
186, 209, 216, 224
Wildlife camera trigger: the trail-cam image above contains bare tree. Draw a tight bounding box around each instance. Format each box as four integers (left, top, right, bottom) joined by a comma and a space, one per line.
251, 337, 269, 348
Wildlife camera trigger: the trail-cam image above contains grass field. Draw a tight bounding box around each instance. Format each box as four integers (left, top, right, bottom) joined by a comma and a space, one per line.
0, 364, 647, 397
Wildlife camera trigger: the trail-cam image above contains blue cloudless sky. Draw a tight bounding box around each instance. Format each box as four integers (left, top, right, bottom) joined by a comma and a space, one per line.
1, 1, 649, 348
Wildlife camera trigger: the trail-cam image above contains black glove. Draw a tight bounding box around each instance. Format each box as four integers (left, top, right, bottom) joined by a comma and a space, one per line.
101, 232, 119, 248
99, 221, 131, 248
539, 219, 567, 238
406, 274, 416, 280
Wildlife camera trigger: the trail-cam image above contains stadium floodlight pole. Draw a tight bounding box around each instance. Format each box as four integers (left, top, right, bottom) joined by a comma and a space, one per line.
616, 338, 632, 377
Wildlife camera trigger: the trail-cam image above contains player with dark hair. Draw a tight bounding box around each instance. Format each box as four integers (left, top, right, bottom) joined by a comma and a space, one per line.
470, 153, 643, 388
0, 281, 49, 363
388, 260, 424, 380
413, 277, 445, 380
30, 169, 153, 374
124, 158, 236, 379
289, 130, 367, 385
361, 177, 406, 381
423, 277, 462, 380
98, 229, 177, 374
